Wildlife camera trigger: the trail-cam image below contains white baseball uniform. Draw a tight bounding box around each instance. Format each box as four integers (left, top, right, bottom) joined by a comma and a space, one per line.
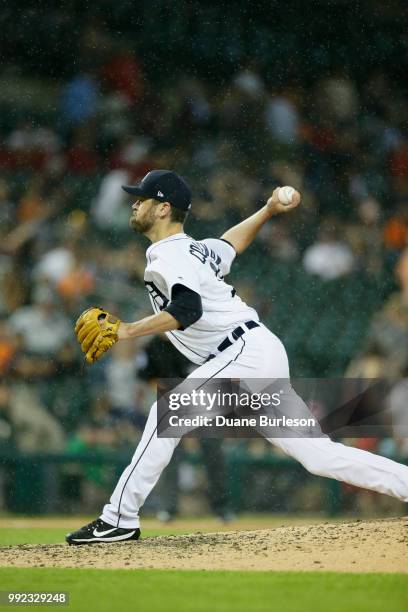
101, 232, 408, 528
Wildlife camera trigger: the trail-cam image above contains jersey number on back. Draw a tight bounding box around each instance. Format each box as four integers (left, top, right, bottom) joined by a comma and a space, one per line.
189, 242, 223, 279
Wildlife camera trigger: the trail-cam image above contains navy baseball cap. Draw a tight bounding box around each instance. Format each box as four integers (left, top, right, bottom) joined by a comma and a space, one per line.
122, 170, 192, 211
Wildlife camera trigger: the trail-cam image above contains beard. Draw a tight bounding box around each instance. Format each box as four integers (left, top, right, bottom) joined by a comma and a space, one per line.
129, 211, 155, 234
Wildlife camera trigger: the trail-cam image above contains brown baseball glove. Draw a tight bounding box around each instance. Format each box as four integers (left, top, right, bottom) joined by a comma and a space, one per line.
75, 307, 121, 363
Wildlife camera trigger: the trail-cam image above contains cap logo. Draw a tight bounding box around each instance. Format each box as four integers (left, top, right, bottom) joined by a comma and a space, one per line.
157, 190, 164, 197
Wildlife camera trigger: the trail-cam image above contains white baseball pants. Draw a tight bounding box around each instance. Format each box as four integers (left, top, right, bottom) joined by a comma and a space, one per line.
101, 324, 408, 528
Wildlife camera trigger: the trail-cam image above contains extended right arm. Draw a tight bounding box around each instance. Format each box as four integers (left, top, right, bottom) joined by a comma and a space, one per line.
220, 187, 301, 254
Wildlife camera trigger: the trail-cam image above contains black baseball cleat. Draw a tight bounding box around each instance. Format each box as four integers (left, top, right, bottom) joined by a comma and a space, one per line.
66, 518, 141, 545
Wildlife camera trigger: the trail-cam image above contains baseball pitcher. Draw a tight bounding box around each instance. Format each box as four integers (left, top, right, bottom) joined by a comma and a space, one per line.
67, 170, 408, 544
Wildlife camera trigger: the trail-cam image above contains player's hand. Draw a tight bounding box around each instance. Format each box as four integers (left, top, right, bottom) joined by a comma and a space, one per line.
266, 187, 301, 217
75, 307, 121, 363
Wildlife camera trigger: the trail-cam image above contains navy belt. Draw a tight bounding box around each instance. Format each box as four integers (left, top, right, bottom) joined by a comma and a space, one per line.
205, 320, 260, 362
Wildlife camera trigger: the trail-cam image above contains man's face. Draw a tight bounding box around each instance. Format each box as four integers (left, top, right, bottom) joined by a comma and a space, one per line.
129, 198, 159, 234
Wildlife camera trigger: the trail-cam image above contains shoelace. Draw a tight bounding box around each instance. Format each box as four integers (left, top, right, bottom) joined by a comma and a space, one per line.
86, 518, 104, 533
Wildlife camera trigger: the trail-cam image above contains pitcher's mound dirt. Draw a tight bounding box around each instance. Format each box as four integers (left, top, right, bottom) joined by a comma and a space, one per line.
1, 517, 407, 573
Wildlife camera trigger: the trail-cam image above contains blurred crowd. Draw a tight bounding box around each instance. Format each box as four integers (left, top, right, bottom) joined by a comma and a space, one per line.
0, 6, 407, 514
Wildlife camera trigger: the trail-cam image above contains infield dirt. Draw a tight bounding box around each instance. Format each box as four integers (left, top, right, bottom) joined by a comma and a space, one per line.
0, 517, 407, 572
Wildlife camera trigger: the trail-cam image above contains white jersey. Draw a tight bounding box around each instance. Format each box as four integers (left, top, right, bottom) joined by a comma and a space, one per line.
144, 232, 259, 364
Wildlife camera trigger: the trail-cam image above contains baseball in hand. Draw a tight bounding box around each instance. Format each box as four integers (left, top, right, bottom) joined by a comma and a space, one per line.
277, 186, 296, 205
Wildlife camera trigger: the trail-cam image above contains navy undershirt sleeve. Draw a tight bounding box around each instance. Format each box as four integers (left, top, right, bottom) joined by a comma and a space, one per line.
164, 283, 203, 330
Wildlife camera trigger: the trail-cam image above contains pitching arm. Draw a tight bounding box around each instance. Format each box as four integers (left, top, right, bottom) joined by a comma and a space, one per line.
220, 187, 301, 255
